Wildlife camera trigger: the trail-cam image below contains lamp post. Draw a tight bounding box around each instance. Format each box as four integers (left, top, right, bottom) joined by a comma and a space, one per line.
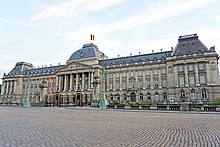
23, 75, 31, 108
100, 69, 107, 109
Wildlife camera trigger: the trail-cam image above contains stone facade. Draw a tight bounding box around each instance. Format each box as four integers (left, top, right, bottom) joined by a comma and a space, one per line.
0, 34, 220, 106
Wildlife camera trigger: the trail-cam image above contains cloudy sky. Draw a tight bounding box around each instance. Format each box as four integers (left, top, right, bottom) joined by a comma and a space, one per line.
1, 0, 220, 83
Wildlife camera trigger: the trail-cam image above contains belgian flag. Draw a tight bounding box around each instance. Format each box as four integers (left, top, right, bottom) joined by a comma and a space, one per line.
90, 34, 95, 41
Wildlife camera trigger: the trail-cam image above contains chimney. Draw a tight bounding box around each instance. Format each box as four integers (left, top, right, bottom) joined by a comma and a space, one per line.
152, 50, 154, 53
118, 55, 120, 58
171, 47, 173, 51
160, 49, 162, 52
139, 52, 141, 55
130, 53, 132, 56
50, 64, 52, 67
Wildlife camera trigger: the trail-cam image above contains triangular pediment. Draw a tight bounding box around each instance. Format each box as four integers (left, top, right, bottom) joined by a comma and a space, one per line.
57, 61, 92, 72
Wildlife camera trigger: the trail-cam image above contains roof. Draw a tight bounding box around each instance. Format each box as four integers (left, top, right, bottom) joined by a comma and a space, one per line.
100, 51, 172, 66
68, 43, 107, 61
171, 34, 210, 56
7, 62, 33, 76
25, 65, 64, 75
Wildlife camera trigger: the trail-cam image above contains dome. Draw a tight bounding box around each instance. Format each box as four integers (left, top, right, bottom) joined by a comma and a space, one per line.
68, 43, 107, 61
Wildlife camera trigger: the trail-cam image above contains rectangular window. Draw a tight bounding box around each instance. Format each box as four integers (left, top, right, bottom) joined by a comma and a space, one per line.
188, 64, 194, 71
138, 70, 142, 76
130, 71, 134, 77
109, 83, 113, 90
146, 69, 150, 75
146, 80, 150, 88
179, 77, 185, 87
123, 81, 126, 89
116, 73, 119, 78
154, 80, 158, 88
199, 75, 206, 84
189, 76, 195, 86
138, 80, 143, 88
178, 65, 184, 72
198, 63, 205, 70
116, 82, 120, 89
123, 72, 126, 77
162, 79, 167, 87
161, 68, 166, 74
154, 69, 158, 75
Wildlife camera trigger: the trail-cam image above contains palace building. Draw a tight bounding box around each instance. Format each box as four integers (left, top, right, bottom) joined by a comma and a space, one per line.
0, 34, 220, 106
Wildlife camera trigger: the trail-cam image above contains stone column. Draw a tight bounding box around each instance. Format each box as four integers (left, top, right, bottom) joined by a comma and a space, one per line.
120, 72, 122, 90
65, 75, 68, 91
82, 73, 85, 90
6, 81, 9, 94
14, 80, 17, 94
58, 75, 62, 92
150, 69, 154, 89
56, 76, 59, 91
158, 68, 162, 88
76, 73, 79, 91
91, 72, 94, 89
135, 70, 138, 88
127, 71, 130, 89
1, 82, 5, 94
70, 74, 73, 91
174, 66, 178, 86
206, 62, 210, 84
113, 72, 116, 90
194, 63, 199, 85
88, 72, 91, 89
143, 70, 146, 89
106, 72, 109, 91
184, 65, 189, 86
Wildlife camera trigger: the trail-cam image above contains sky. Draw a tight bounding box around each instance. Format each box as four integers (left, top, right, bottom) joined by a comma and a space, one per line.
1, 0, 220, 84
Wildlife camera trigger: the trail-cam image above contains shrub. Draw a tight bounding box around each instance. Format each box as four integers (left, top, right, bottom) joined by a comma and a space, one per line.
211, 98, 220, 106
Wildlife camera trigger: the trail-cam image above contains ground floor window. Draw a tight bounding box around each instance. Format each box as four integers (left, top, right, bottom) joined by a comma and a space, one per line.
140, 93, 143, 101
191, 90, 196, 99
163, 91, 168, 100
201, 89, 208, 99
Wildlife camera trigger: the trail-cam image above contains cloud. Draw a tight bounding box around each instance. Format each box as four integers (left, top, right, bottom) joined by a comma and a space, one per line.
0, 18, 39, 27
210, 15, 220, 22
31, 0, 127, 23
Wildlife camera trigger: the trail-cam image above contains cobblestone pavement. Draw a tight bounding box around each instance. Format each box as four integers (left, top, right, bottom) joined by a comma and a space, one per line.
0, 107, 220, 147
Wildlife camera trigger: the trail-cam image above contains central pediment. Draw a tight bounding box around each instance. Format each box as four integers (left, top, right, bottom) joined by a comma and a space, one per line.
57, 61, 92, 72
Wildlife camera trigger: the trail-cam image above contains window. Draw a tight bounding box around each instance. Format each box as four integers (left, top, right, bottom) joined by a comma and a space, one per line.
199, 75, 206, 84
147, 92, 151, 100
201, 89, 208, 99
130, 80, 134, 88
154, 69, 158, 75
180, 90, 185, 98
123, 72, 127, 77
138, 70, 142, 76
116, 81, 120, 89
110, 94, 113, 101
189, 76, 195, 86
116, 73, 120, 78
109, 83, 113, 90
162, 79, 167, 87
178, 65, 184, 72
163, 91, 168, 100
130, 71, 134, 77
179, 77, 185, 87
138, 80, 143, 88
154, 80, 158, 88
109, 73, 113, 78
123, 81, 126, 89
123, 93, 127, 101
198, 63, 205, 70
191, 90, 196, 99
161, 68, 166, 74
188, 64, 194, 71
146, 69, 150, 75
146, 80, 150, 88
116, 94, 120, 101
140, 93, 143, 101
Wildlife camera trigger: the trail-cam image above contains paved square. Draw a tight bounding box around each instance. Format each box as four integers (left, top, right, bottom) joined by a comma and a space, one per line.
0, 107, 220, 147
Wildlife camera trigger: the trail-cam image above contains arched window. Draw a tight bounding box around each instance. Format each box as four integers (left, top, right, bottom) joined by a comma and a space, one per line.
201, 89, 208, 99
180, 89, 185, 98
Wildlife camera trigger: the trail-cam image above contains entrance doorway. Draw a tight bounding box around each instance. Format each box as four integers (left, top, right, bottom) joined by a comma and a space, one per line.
76, 94, 82, 107
54, 96, 59, 106
130, 92, 136, 102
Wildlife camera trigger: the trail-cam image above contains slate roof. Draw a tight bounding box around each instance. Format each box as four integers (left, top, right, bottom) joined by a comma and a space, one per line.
7, 62, 33, 76
25, 65, 64, 75
68, 43, 108, 61
171, 34, 210, 56
100, 51, 172, 66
